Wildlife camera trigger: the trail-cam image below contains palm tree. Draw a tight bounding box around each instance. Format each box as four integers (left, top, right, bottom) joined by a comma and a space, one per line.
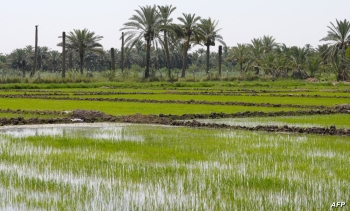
158, 5, 176, 77
261, 35, 279, 53
8, 48, 26, 71
196, 48, 206, 67
120, 5, 162, 79
320, 19, 350, 81
59, 29, 103, 74
199, 17, 225, 75
48, 50, 61, 72
168, 39, 183, 69
226, 44, 250, 75
289, 46, 309, 79
306, 55, 321, 78
36, 46, 50, 70
178, 13, 202, 77
134, 40, 146, 67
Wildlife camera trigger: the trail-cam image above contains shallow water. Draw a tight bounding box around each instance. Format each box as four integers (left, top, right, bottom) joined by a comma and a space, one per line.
0, 123, 144, 142
196, 118, 322, 128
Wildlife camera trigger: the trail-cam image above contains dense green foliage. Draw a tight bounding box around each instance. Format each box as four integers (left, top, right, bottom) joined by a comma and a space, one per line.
1, 5, 349, 82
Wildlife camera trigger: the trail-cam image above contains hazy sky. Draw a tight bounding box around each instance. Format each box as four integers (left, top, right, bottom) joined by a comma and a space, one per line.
1, 0, 349, 54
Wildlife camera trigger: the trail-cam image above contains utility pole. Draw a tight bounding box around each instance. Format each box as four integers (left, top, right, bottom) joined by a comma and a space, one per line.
62, 32, 66, 78
32, 25, 38, 77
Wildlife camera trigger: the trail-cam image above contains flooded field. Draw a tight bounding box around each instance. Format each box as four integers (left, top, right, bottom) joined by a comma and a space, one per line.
0, 123, 349, 210
0, 123, 144, 142
196, 114, 350, 128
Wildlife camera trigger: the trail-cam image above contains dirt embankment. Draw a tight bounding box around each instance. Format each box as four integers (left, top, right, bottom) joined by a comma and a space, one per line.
1, 106, 350, 136
0, 94, 330, 109
0, 110, 117, 126
171, 120, 350, 136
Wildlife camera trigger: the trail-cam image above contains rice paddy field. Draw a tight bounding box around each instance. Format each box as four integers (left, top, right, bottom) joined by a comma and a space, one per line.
0, 80, 349, 210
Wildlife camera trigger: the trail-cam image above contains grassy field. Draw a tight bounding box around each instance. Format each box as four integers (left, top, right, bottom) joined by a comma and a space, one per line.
0, 80, 349, 210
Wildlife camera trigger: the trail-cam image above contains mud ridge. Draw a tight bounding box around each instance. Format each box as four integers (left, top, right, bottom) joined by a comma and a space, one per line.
1, 109, 349, 136
0, 94, 331, 109
72, 91, 350, 99
171, 120, 350, 136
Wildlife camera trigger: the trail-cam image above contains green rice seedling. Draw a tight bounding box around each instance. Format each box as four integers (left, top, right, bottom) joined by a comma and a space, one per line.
0, 124, 349, 210
0, 98, 304, 116
72, 93, 350, 107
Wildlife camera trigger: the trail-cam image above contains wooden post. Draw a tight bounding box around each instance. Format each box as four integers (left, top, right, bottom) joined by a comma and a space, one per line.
121, 32, 124, 72
218, 45, 222, 76
32, 25, 38, 76
111, 48, 115, 71
62, 32, 66, 78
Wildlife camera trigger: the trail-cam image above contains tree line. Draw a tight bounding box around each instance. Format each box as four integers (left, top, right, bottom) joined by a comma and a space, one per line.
0, 5, 349, 81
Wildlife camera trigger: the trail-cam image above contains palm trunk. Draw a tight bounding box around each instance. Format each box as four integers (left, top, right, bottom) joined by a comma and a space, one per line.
206, 44, 210, 75
181, 48, 187, 78
341, 49, 346, 81
164, 31, 171, 78
121, 32, 124, 72
240, 62, 243, 75
79, 53, 84, 75
22, 60, 26, 78
181, 37, 190, 78
111, 48, 115, 71
218, 45, 222, 76
145, 38, 151, 78
62, 32, 66, 78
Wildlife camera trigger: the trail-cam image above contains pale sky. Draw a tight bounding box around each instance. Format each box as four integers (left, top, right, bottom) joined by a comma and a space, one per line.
1, 0, 349, 54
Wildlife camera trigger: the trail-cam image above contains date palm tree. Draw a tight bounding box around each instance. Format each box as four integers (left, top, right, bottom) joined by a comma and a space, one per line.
48, 50, 61, 72
178, 13, 202, 77
36, 46, 50, 70
226, 44, 250, 75
261, 35, 279, 53
320, 19, 350, 81
199, 17, 226, 75
59, 29, 103, 74
158, 5, 176, 77
8, 48, 26, 76
120, 5, 162, 78
289, 46, 309, 79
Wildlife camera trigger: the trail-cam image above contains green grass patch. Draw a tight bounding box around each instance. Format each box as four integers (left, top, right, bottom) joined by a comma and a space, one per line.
73, 93, 350, 107
0, 98, 305, 116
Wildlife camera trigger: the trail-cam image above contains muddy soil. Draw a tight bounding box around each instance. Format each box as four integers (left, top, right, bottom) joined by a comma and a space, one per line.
1, 106, 349, 136
0, 94, 331, 109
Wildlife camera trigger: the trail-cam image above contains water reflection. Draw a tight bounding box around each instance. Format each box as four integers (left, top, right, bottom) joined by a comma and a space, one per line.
196, 118, 321, 128
0, 123, 144, 142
